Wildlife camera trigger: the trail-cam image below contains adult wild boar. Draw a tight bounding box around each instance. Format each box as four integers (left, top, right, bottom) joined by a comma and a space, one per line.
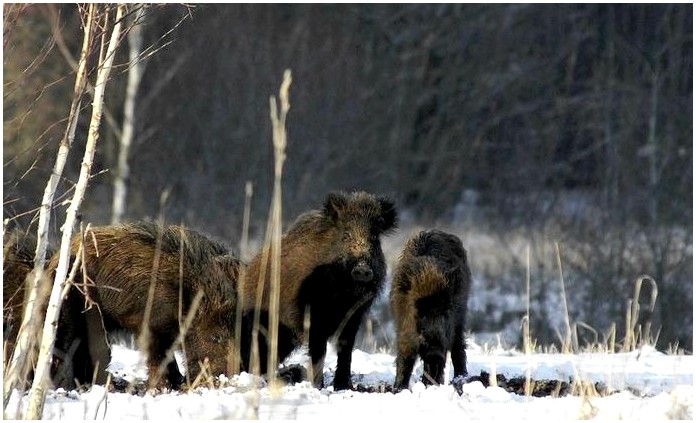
240, 190, 398, 390
3, 229, 99, 390
390, 229, 471, 391
3, 230, 52, 388
50, 221, 241, 389
3, 230, 41, 357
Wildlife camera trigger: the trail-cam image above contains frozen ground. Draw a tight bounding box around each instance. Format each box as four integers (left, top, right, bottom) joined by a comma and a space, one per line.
4, 341, 693, 420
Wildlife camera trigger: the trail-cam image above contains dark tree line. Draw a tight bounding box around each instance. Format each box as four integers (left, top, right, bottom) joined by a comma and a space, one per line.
3, 4, 692, 350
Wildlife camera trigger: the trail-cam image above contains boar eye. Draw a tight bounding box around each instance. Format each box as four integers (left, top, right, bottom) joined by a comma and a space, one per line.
211, 335, 223, 344
342, 231, 351, 241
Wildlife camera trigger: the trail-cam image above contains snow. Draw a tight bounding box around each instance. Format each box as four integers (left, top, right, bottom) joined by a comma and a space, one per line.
4, 342, 693, 420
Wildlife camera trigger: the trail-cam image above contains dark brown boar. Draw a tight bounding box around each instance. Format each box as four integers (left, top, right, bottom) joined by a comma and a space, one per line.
239, 190, 398, 390
3, 230, 52, 388
49, 221, 241, 389
3, 230, 38, 355
390, 229, 471, 391
51, 279, 112, 389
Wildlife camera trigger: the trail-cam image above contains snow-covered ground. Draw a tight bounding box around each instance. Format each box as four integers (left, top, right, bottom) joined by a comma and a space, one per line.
5, 341, 693, 420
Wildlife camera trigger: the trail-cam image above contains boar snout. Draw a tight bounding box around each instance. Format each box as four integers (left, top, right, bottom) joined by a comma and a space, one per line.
351, 263, 374, 282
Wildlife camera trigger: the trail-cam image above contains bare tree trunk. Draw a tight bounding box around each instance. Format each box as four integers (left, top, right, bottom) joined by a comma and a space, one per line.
24, 5, 126, 419
646, 71, 660, 226
2, 4, 95, 409
112, 5, 147, 224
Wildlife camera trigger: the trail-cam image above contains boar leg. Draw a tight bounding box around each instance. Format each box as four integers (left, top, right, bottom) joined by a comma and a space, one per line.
147, 333, 184, 389
332, 305, 367, 391
450, 324, 467, 380
84, 306, 111, 385
422, 355, 446, 385
394, 353, 417, 391
308, 330, 327, 389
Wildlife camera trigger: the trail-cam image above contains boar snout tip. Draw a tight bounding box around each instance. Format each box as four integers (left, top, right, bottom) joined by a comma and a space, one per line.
351, 265, 373, 282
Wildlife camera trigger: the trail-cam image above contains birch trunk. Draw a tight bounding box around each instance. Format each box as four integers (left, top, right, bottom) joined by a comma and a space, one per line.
2, 4, 95, 409
112, 5, 147, 224
647, 72, 660, 226
23, 5, 126, 419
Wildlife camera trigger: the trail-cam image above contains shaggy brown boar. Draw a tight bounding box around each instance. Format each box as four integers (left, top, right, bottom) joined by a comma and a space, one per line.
390, 229, 471, 391
4, 230, 115, 389
3, 231, 49, 380
3, 230, 38, 352
49, 221, 241, 389
239, 191, 398, 390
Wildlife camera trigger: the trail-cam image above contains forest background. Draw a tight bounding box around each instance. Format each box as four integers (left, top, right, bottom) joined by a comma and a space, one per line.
3, 4, 692, 353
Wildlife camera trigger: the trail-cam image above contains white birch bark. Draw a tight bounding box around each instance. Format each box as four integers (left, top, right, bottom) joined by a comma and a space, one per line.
2, 4, 95, 409
23, 5, 126, 419
112, 5, 147, 224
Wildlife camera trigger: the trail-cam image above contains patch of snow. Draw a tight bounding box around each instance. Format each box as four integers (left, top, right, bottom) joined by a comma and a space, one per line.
5, 340, 693, 420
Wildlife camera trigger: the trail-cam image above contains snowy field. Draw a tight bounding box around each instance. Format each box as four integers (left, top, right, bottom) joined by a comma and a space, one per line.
5, 341, 693, 420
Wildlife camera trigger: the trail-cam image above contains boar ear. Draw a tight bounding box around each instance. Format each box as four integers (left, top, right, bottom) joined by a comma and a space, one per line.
375, 196, 398, 233
323, 192, 348, 223
215, 255, 241, 280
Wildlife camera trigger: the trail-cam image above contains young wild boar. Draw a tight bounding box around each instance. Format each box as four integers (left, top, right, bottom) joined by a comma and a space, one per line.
239, 190, 398, 390
49, 221, 241, 389
390, 229, 471, 391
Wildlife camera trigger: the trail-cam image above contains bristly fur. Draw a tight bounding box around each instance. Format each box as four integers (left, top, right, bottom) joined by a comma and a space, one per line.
112, 221, 240, 313
392, 256, 448, 301
2, 230, 53, 390
3, 230, 39, 320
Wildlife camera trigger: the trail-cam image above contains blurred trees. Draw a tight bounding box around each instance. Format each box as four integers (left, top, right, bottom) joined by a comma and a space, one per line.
3, 4, 692, 350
